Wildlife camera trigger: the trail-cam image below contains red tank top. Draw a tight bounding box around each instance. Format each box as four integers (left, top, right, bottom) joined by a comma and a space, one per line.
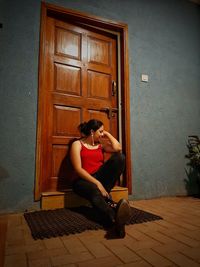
80, 142, 104, 174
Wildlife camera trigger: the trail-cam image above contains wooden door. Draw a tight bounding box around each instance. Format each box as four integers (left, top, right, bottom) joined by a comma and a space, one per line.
37, 15, 119, 194
36, 3, 132, 200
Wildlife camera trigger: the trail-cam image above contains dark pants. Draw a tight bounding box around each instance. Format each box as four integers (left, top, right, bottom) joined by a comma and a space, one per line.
72, 153, 125, 225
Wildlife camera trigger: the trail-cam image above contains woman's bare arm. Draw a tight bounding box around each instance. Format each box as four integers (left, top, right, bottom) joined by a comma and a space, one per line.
101, 130, 122, 153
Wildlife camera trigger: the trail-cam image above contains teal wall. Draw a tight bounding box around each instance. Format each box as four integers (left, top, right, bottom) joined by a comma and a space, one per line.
0, 0, 200, 213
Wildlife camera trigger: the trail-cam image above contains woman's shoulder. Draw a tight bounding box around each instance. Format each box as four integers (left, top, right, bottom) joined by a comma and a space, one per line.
71, 139, 82, 149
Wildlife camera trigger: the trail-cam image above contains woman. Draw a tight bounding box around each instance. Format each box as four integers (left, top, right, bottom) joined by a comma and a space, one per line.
70, 119, 130, 238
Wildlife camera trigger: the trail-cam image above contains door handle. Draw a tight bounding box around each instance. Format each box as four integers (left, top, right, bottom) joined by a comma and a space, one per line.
101, 107, 118, 119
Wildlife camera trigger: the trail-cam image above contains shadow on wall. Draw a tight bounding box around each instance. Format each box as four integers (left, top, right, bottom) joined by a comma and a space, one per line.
184, 167, 200, 197
57, 138, 78, 191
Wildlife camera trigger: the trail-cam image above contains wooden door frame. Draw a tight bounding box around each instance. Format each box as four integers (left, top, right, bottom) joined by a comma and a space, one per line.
35, 2, 132, 200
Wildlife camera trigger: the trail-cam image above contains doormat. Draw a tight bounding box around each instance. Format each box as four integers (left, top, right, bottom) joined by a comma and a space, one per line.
24, 206, 162, 240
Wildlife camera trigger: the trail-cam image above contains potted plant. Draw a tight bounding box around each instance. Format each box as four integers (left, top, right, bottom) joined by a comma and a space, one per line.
185, 135, 200, 197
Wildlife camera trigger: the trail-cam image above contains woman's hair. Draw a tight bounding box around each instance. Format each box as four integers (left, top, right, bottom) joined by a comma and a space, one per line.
78, 119, 103, 136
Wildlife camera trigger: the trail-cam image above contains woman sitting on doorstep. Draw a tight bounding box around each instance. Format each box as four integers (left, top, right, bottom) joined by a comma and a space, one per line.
70, 119, 130, 238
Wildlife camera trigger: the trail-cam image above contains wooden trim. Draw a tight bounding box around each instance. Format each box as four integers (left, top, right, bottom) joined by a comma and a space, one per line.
122, 27, 132, 194
35, 2, 132, 200
44, 2, 128, 31
35, 4, 47, 200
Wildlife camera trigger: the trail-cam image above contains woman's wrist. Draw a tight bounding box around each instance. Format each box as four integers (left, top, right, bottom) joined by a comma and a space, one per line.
95, 180, 101, 186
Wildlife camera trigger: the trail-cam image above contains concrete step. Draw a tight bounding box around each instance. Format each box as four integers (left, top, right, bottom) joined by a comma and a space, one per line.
41, 186, 128, 210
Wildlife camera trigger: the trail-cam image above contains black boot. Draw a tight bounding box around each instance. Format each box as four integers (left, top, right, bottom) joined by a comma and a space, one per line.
114, 199, 131, 238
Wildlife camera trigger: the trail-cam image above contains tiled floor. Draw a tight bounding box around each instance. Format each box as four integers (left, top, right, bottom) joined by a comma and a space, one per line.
1, 197, 200, 267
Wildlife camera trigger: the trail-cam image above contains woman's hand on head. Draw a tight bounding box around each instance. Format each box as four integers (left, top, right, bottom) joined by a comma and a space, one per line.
100, 130, 122, 153
102, 130, 109, 136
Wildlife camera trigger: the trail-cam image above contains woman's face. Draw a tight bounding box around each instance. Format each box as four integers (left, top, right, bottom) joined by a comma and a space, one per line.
93, 125, 104, 141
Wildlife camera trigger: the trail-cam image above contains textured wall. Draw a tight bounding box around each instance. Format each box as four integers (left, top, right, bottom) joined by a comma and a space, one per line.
0, 0, 41, 212
0, 0, 200, 213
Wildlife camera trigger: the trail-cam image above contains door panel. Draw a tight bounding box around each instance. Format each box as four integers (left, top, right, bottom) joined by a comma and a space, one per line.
88, 37, 110, 65
55, 25, 81, 59
53, 105, 81, 136
54, 63, 81, 95
39, 15, 118, 192
88, 71, 111, 99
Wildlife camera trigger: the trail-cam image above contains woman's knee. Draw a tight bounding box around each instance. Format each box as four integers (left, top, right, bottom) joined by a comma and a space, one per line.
111, 152, 125, 165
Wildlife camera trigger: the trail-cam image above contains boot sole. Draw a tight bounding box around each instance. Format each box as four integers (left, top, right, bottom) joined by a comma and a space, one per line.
115, 199, 131, 225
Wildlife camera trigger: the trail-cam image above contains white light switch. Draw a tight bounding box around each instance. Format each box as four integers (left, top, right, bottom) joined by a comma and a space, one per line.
141, 74, 149, 82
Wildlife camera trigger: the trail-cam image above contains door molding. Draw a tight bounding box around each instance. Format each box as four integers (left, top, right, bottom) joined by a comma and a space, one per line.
35, 2, 132, 200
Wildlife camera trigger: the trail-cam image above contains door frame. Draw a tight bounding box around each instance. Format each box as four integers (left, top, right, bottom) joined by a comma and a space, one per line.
35, 2, 132, 200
